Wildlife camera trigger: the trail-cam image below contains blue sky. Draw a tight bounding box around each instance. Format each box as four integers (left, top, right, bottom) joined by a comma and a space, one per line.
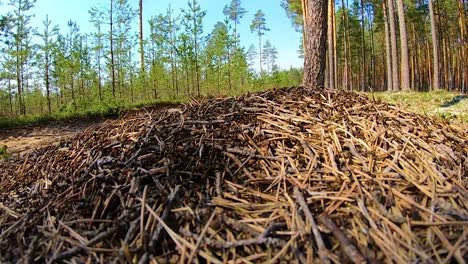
3, 0, 303, 69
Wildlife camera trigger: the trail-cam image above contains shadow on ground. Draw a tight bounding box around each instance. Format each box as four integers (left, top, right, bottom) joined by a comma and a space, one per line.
441, 95, 466, 107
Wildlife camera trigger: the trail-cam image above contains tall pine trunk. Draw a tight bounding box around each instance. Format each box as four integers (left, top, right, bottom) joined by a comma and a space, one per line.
45, 55, 51, 112
360, 0, 367, 91
457, 0, 466, 92
327, 0, 335, 89
383, 0, 393, 91
258, 34, 263, 75
395, 0, 410, 91
341, 0, 350, 90
302, 0, 328, 88
388, 0, 399, 91
428, 0, 439, 90
110, 0, 116, 97
139, 0, 145, 75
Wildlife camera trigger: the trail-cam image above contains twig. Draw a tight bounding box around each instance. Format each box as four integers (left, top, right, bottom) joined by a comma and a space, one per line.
294, 187, 331, 264
23, 235, 38, 264
318, 213, 367, 264
148, 185, 180, 251
187, 211, 216, 263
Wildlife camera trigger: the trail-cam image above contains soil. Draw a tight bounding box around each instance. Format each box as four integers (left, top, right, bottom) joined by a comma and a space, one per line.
0, 103, 178, 158
0, 118, 109, 158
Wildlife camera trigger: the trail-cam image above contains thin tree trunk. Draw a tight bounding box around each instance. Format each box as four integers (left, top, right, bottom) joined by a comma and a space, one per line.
345, 0, 353, 91
383, 0, 393, 91
360, 0, 366, 91
45, 55, 51, 112
8, 78, 13, 114
169, 15, 177, 95
16, 5, 25, 115
70, 72, 76, 109
388, 0, 399, 91
97, 51, 102, 101
302, 0, 328, 88
442, 38, 448, 90
327, 0, 335, 90
333, 2, 338, 89
341, 0, 349, 90
427, 40, 433, 90
258, 34, 262, 75
411, 23, 416, 90
110, 0, 116, 97
442, 4, 454, 91
194, 40, 200, 97
368, 5, 376, 90
428, 0, 439, 90
139, 0, 145, 75
395, 0, 410, 91
227, 43, 233, 91
458, 0, 466, 92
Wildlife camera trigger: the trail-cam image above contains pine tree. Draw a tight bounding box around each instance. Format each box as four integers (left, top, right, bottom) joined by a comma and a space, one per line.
66, 20, 80, 109
302, 0, 328, 88
382, 0, 393, 91
223, 0, 247, 47
428, 0, 439, 90
206, 21, 229, 92
388, 0, 399, 91
262, 40, 278, 74
250, 10, 269, 75
109, 0, 116, 97
182, 0, 206, 97
139, 0, 144, 76
395, 0, 410, 90
35, 15, 59, 113
89, 6, 105, 101
9, 0, 37, 115
328, 0, 336, 90
262, 40, 272, 74
113, 0, 136, 98
247, 44, 257, 71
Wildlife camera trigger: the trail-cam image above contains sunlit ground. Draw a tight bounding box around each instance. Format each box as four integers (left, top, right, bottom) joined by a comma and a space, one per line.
367, 90, 468, 124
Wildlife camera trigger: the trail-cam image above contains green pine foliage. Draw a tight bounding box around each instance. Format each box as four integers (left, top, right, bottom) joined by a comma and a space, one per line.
0, 0, 302, 125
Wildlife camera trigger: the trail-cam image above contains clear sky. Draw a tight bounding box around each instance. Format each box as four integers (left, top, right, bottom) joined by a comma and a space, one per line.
2, 0, 303, 69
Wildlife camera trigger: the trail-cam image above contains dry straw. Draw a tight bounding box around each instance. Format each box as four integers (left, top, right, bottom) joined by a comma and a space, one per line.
0, 86, 466, 263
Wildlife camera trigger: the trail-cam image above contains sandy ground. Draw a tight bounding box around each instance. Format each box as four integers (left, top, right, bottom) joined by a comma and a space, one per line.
0, 118, 107, 158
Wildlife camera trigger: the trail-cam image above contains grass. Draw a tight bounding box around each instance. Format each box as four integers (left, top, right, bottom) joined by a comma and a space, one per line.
0, 145, 10, 160
368, 90, 468, 123
0, 98, 186, 129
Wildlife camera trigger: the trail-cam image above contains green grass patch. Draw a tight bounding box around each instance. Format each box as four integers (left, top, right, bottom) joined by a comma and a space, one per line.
0, 98, 185, 129
0, 145, 10, 160
368, 90, 468, 123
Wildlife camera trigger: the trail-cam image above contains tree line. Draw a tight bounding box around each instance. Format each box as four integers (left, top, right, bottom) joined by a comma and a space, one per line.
284, 0, 467, 93
0, 0, 302, 117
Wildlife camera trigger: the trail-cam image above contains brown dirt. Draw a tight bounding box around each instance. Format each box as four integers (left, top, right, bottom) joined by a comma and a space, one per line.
0, 119, 108, 158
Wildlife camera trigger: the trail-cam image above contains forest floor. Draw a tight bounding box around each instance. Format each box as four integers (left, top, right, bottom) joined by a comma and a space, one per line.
0, 118, 110, 158
370, 90, 467, 122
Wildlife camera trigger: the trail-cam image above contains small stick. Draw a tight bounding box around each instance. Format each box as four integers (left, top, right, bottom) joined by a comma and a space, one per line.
140, 186, 148, 248
148, 185, 180, 250
23, 236, 38, 264
51, 225, 120, 262
187, 211, 216, 262
294, 187, 331, 264
215, 171, 223, 197
318, 213, 367, 264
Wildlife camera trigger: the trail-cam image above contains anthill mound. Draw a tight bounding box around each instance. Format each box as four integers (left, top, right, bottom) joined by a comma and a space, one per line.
0, 86, 466, 263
